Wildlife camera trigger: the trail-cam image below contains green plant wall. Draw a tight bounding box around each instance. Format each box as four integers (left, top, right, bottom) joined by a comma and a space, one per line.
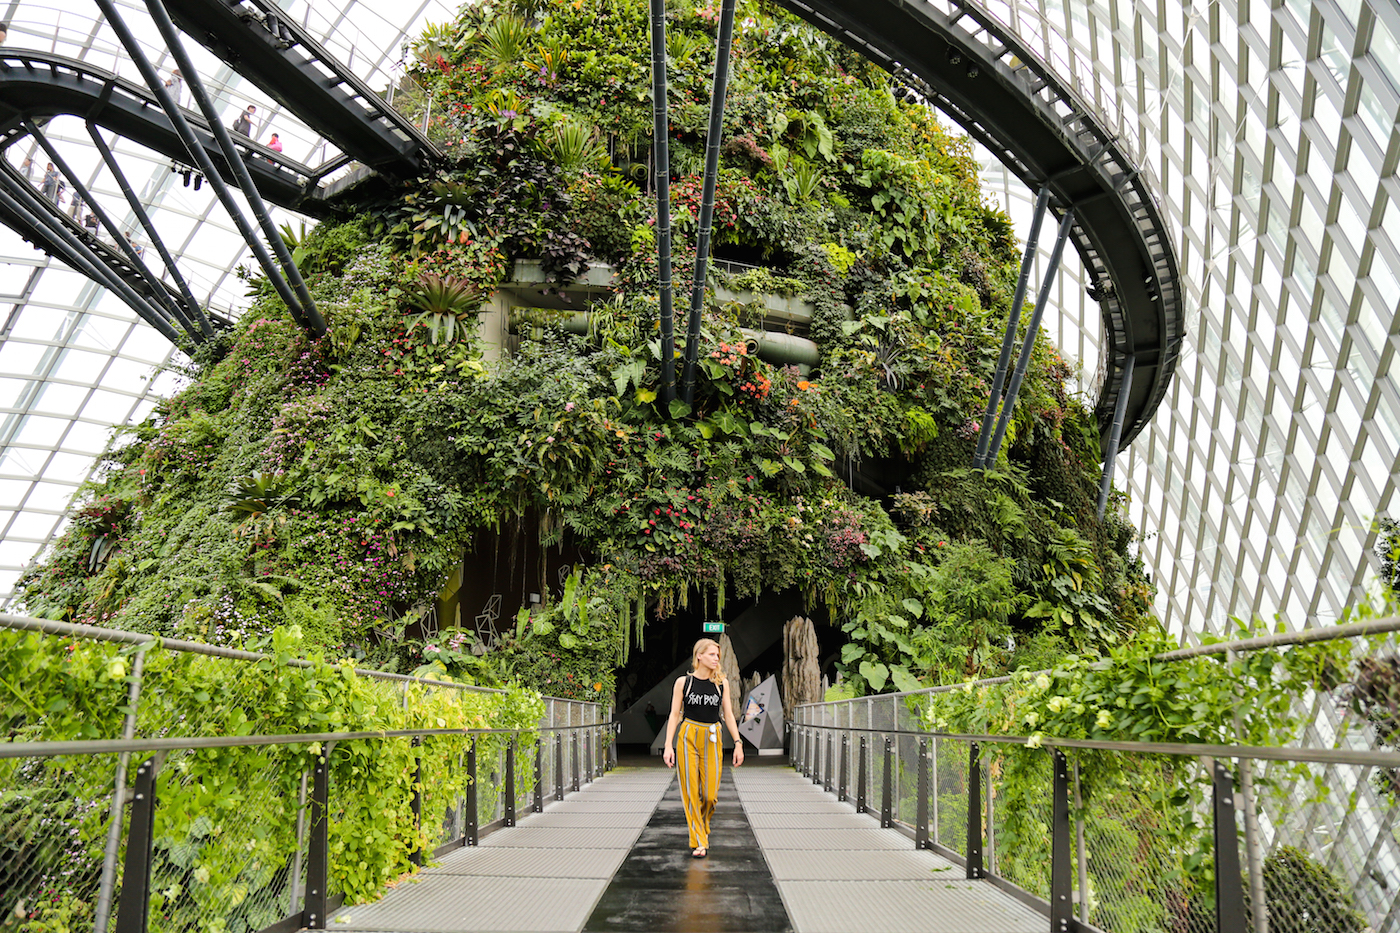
18, 0, 1156, 697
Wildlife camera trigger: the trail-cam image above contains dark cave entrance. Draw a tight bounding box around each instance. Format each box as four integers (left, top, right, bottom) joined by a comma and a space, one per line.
612, 587, 841, 754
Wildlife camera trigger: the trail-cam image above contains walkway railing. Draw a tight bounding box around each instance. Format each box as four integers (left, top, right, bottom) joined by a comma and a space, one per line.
793, 620, 1400, 933
0, 614, 610, 933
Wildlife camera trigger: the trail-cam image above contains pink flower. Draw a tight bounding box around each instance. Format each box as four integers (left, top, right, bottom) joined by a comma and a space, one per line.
565, 402, 575, 412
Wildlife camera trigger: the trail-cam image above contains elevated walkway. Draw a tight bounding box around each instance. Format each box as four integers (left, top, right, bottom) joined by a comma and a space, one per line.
774, 0, 1184, 451
331, 759, 1044, 933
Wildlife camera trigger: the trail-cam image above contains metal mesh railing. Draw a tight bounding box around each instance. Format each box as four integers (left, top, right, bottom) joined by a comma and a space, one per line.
0, 613, 607, 933
791, 618, 1400, 933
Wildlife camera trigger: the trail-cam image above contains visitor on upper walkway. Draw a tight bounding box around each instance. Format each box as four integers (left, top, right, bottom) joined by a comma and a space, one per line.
662, 637, 744, 858
266, 132, 282, 163
231, 104, 255, 137
40, 163, 57, 201
164, 68, 182, 105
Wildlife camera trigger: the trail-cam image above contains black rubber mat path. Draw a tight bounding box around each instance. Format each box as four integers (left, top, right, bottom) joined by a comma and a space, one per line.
583, 765, 793, 932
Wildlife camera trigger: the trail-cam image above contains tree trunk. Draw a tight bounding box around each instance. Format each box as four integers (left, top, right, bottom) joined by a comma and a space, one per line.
719, 632, 742, 720
782, 615, 821, 711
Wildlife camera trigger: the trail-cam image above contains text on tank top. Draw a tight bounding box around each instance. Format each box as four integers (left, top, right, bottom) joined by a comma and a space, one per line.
683, 674, 722, 724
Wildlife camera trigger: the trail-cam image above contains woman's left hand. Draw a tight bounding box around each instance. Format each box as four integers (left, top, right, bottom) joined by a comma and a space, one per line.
733, 744, 745, 767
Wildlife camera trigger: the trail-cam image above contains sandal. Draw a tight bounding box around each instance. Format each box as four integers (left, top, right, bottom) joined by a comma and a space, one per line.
691, 847, 707, 858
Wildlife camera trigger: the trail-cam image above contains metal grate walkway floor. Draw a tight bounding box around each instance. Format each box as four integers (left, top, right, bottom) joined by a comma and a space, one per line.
734, 768, 1044, 933
327, 761, 1047, 932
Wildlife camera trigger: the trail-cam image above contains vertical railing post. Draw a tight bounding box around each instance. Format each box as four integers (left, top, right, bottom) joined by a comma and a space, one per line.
302, 744, 332, 929
96, 648, 145, 933
916, 738, 930, 849
931, 736, 940, 847
1050, 750, 1072, 933
555, 732, 565, 801
838, 733, 849, 802
504, 738, 517, 827
856, 736, 868, 814
1214, 760, 1248, 933
812, 729, 822, 785
966, 742, 983, 879
113, 754, 160, 933
571, 730, 581, 793
465, 738, 478, 846
880, 736, 893, 828
1073, 762, 1089, 926
534, 738, 545, 813
409, 736, 424, 867
289, 769, 309, 913
824, 730, 834, 793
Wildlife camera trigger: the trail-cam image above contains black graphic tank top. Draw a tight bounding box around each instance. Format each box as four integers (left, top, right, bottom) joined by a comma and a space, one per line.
682, 674, 722, 724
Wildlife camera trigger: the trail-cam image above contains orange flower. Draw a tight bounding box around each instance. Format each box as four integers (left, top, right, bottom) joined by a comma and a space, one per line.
592, 682, 602, 691
797, 380, 811, 390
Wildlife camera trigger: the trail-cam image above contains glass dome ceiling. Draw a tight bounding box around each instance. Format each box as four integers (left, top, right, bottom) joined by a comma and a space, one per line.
0, 0, 454, 602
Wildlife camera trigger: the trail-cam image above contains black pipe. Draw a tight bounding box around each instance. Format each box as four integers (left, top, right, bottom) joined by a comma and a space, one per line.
141, 0, 325, 336
648, 0, 676, 405
24, 120, 202, 340
974, 186, 1047, 468
984, 208, 1075, 466
679, 0, 737, 407
0, 173, 182, 342
1096, 354, 1135, 518
87, 125, 214, 338
90, 0, 315, 334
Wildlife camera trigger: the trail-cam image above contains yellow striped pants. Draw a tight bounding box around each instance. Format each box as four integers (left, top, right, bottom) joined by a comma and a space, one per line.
676, 718, 723, 848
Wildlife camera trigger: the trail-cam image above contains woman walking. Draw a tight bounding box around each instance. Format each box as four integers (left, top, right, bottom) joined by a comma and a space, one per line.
662, 638, 744, 858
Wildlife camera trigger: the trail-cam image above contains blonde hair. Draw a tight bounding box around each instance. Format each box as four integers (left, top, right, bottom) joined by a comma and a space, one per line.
690, 637, 725, 686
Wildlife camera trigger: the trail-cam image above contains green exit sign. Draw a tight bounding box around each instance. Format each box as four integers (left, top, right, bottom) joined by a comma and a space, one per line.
702, 622, 725, 634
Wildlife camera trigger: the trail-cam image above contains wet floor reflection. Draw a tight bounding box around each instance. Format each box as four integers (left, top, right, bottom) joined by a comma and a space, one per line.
583, 766, 792, 932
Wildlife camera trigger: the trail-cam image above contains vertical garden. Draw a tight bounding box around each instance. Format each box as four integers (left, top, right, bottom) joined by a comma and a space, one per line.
17, 0, 1156, 699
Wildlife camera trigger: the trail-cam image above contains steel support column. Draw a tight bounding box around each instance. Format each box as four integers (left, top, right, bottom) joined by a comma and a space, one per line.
648, 0, 676, 405
679, 0, 737, 407
0, 177, 181, 341
984, 208, 1076, 466
24, 120, 204, 340
974, 186, 1048, 468
92, 0, 319, 334
86, 125, 212, 338
142, 0, 323, 334
1095, 355, 1135, 517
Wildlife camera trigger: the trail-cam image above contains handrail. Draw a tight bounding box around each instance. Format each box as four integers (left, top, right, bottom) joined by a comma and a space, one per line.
786, 721, 1400, 768
6, 714, 614, 932
0, 611, 507, 694
0, 721, 617, 759
794, 615, 1400, 708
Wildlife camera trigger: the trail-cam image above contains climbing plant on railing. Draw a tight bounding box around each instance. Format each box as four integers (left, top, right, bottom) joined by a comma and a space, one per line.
915, 623, 1368, 919
0, 626, 545, 932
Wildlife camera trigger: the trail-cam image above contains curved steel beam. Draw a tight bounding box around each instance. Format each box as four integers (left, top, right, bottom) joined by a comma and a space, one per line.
164, 0, 440, 180
774, 0, 1183, 455
0, 52, 338, 217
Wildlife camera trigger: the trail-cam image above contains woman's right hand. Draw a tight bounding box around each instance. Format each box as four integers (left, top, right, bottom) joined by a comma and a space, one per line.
663, 746, 675, 768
